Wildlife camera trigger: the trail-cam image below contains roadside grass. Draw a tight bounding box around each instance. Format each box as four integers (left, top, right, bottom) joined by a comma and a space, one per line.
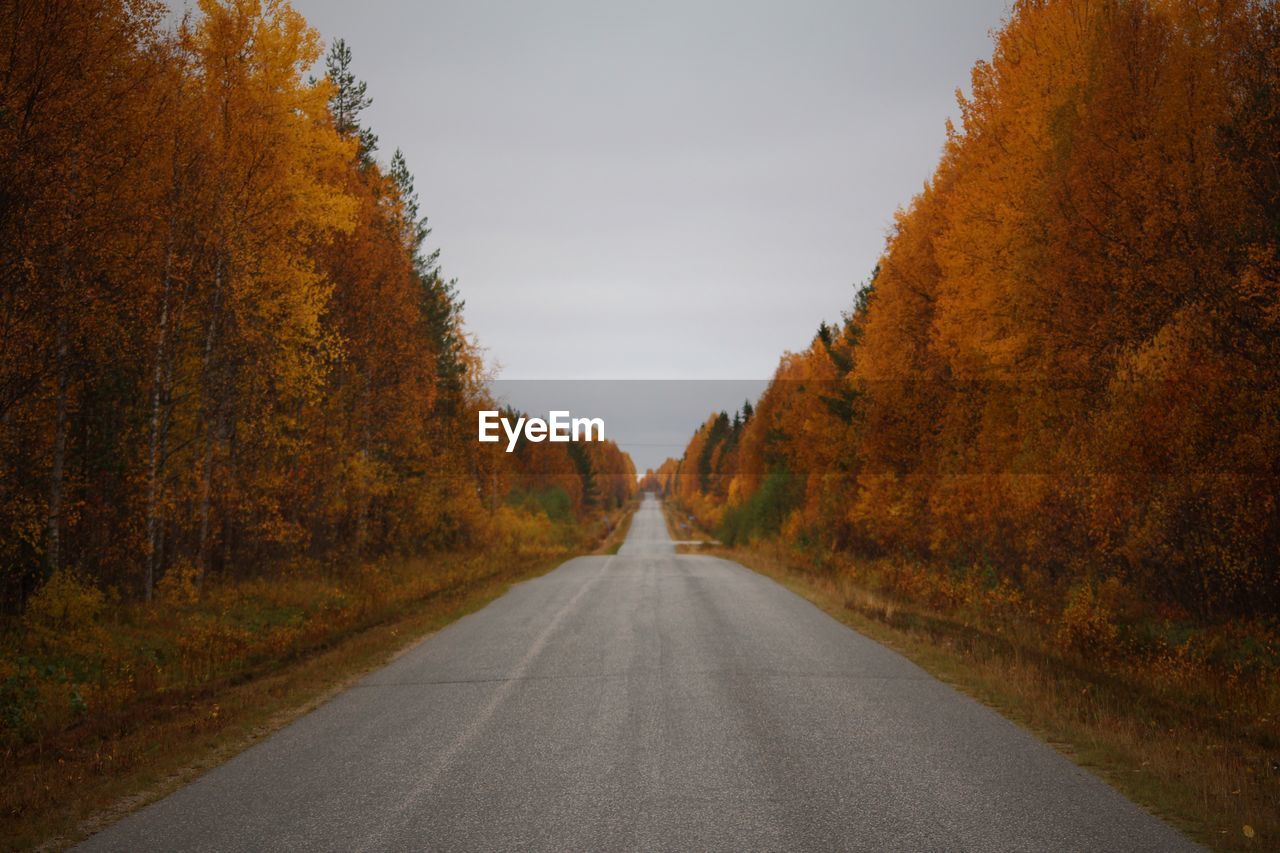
710, 541, 1278, 852
603, 496, 641, 554
1, 505, 634, 851
661, 500, 713, 544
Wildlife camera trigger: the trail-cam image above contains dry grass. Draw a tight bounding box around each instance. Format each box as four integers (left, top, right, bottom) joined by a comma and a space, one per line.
603, 496, 641, 554
718, 543, 1278, 852
1, 505, 634, 851
661, 500, 713, 544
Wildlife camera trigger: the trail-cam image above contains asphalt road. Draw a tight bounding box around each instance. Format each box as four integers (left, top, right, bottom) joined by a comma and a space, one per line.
79, 495, 1196, 852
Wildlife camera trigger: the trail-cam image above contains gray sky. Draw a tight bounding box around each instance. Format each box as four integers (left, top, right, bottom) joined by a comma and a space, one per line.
282, 0, 1011, 380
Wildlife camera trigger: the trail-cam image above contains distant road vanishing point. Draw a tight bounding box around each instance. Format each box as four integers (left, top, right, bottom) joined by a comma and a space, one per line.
79, 494, 1196, 852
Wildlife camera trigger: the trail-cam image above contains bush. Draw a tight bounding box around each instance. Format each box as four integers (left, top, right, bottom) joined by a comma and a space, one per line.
507, 487, 575, 525
1056, 579, 1121, 657
718, 467, 804, 546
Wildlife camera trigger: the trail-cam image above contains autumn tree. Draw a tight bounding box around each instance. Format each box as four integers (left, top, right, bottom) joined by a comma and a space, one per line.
663, 0, 1280, 619
0, 0, 633, 611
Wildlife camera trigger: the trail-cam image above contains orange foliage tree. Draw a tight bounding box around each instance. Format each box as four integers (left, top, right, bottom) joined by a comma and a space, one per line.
0, 0, 634, 610
662, 0, 1280, 621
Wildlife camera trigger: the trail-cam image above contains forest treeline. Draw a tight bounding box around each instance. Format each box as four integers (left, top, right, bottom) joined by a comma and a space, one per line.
0, 0, 636, 613
655, 0, 1280, 624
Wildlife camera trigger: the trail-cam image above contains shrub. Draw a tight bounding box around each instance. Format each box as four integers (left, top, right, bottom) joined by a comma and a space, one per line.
1056, 579, 1121, 657
718, 467, 804, 546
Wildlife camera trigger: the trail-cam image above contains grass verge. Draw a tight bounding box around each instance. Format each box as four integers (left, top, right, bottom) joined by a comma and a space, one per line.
2, 506, 635, 851
709, 542, 1276, 852
655, 502, 1274, 845
603, 496, 641, 554
661, 500, 712, 545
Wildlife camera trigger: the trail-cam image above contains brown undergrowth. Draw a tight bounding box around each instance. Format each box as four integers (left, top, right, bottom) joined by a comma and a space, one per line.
1, 503, 634, 851
658, 500, 1278, 851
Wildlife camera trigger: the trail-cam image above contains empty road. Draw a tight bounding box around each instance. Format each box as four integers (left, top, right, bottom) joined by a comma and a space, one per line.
80, 495, 1195, 851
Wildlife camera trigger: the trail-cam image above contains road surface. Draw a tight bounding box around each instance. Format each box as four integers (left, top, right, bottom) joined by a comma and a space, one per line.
80, 495, 1195, 851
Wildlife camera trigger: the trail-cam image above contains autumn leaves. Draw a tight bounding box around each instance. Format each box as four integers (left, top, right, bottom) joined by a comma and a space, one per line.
657, 0, 1280, 622
0, 0, 635, 609
3, 0, 1275, 628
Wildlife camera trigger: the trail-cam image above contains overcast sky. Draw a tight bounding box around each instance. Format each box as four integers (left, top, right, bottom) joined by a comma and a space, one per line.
269, 0, 1012, 381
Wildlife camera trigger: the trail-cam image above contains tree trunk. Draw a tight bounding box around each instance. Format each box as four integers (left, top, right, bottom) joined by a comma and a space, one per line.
46, 309, 69, 579
144, 219, 176, 602
220, 414, 237, 579
354, 373, 372, 556
197, 257, 225, 586
46, 165, 78, 579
